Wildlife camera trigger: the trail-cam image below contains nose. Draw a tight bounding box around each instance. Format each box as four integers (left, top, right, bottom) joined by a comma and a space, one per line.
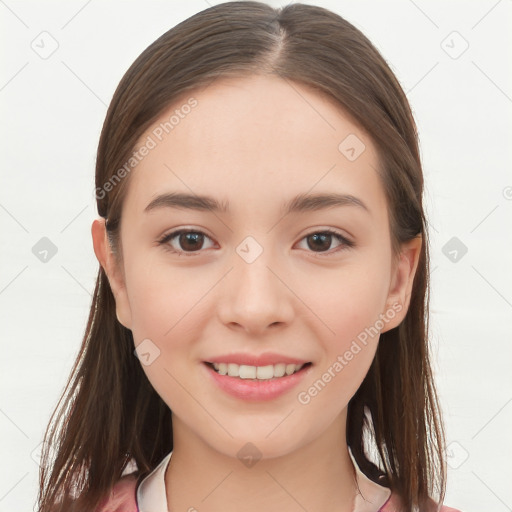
217, 241, 294, 335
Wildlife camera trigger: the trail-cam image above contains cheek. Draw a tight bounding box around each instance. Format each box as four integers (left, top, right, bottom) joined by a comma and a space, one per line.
304, 260, 391, 343
294, 257, 389, 404
296, 280, 383, 416
123, 259, 212, 407
125, 255, 205, 340
297, 341, 377, 433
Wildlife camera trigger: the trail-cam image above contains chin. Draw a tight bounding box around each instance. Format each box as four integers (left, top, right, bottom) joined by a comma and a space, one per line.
208, 427, 307, 463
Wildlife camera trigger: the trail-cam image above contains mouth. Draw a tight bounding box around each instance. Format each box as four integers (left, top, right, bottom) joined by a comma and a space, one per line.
204, 361, 312, 380
203, 360, 313, 401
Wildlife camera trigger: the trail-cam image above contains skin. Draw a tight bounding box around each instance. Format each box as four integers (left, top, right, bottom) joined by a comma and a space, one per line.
92, 74, 421, 512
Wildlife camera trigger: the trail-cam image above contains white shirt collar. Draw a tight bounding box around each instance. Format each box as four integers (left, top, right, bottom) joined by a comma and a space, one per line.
137, 448, 391, 512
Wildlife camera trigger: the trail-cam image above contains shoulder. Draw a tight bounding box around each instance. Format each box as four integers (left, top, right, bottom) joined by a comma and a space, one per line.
94, 474, 139, 512
379, 492, 463, 512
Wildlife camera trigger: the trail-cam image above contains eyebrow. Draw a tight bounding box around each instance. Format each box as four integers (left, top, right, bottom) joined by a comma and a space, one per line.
144, 191, 369, 216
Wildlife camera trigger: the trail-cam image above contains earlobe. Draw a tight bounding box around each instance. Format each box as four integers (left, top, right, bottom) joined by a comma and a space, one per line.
91, 219, 133, 329
381, 235, 422, 333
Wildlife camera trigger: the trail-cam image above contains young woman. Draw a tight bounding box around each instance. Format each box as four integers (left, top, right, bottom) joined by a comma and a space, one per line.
38, 2, 462, 511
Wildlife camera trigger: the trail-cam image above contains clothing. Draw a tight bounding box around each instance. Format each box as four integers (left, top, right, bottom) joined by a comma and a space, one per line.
95, 450, 462, 512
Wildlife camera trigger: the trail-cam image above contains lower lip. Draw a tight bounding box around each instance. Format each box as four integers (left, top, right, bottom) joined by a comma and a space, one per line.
203, 362, 312, 402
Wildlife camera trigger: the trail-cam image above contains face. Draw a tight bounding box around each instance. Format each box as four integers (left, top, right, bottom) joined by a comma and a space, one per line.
93, 74, 420, 460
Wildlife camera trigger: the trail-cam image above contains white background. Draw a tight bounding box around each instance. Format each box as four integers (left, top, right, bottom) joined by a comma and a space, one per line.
1, 1, 511, 511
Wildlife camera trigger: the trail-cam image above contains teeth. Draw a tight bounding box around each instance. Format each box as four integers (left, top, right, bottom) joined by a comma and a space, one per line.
240, 365, 257, 379
211, 362, 306, 380
274, 363, 286, 377
256, 365, 273, 379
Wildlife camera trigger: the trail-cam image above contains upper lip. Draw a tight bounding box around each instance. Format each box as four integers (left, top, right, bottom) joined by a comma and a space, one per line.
205, 352, 311, 367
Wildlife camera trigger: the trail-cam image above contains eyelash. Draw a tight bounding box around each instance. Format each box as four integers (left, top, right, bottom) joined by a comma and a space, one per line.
156, 228, 355, 258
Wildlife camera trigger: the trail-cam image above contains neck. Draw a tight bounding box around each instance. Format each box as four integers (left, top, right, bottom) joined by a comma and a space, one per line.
165, 413, 358, 512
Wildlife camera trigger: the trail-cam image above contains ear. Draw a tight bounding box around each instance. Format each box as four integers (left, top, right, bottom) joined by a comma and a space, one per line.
380, 235, 422, 333
91, 218, 133, 330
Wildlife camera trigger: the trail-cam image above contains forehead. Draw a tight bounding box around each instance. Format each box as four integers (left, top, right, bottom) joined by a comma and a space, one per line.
123, 74, 386, 219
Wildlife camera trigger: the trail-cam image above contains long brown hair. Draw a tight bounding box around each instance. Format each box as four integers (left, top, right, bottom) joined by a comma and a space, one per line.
38, 2, 446, 511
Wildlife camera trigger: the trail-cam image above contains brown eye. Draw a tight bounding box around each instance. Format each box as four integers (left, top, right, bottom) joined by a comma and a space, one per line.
307, 233, 333, 252
297, 230, 354, 255
158, 230, 215, 255
178, 232, 204, 251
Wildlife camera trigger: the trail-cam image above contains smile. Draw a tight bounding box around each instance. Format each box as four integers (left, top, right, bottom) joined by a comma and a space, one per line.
203, 361, 313, 401
206, 362, 309, 380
